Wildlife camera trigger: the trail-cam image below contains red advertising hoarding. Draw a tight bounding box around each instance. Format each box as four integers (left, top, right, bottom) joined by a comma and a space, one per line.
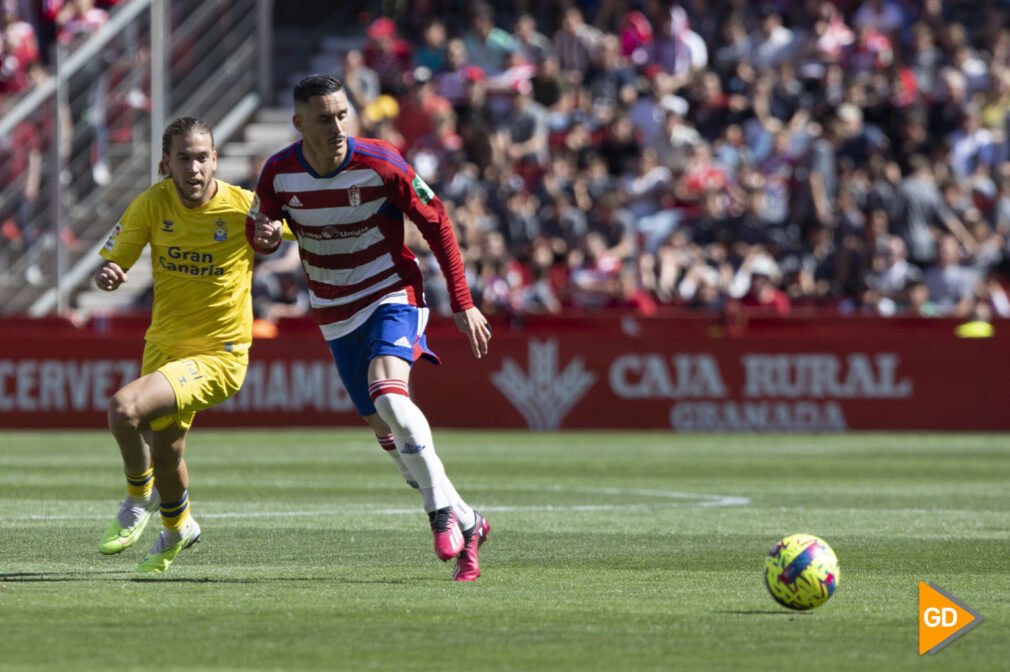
1, 318, 1007, 431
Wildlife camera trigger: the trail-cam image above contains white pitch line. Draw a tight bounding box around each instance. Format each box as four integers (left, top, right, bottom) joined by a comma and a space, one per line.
9, 487, 751, 521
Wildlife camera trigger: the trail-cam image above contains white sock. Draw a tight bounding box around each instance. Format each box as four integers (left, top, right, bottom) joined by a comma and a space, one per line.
376, 434, 419, 490
372, 388, 475, 529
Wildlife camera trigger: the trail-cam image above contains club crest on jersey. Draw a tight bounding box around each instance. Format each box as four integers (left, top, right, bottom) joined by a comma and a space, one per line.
162, 220, 174, 233
214, 218, 227, 242
348, 185, 361, 208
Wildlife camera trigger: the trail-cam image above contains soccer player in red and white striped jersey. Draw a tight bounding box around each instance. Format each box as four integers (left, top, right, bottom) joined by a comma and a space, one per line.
247, 75, 491, 581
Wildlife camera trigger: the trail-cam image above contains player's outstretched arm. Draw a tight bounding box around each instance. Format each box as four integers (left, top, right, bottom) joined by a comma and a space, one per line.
94, 261, 128, 292
454, 306, 492, 359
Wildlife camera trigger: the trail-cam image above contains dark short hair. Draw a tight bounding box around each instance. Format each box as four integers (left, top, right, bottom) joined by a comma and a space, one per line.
159, 116, 213, 176
293, 75, 344, 104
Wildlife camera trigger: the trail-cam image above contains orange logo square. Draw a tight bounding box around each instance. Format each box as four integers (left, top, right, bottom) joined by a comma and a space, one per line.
919, 582, 984, 655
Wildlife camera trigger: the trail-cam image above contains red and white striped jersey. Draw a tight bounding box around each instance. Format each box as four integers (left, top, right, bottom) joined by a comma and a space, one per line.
246, 137, 473, 340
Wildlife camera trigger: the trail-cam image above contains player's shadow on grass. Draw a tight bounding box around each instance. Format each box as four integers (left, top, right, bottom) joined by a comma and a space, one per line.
1, 572, 429, 585
129, 577, 426, 585
0, 570, 130, 582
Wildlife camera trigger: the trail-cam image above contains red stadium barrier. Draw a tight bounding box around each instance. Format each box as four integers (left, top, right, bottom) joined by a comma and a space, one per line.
2, 315, 1008, 431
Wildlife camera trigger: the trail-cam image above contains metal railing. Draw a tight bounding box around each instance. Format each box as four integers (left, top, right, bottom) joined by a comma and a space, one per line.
0, 0, 273, 316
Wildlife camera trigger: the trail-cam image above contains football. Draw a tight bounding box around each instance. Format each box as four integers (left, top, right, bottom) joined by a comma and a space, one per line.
764, 533, 839, 610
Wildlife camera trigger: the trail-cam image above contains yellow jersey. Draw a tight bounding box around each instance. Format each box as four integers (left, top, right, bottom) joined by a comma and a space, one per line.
100, 178, 255, 355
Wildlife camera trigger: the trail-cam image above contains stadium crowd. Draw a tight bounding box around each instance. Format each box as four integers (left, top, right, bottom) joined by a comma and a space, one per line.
5, 1, 1010, 322
0, 0, 140, 281
250, 0, 1010, 326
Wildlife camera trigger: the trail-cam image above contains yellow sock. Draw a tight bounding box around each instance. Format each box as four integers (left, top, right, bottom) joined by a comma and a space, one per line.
125, 467, 154, 501
160, 491, 191, 533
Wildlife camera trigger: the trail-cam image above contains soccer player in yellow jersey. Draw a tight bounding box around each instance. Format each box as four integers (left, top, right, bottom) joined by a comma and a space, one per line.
95, 117, 255, 574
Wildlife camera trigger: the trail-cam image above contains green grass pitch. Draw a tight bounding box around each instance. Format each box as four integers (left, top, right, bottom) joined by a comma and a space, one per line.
1, 430, 1007, 671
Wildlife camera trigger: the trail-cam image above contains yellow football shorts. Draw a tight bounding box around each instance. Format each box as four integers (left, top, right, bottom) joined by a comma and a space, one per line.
141, 344, 248, 431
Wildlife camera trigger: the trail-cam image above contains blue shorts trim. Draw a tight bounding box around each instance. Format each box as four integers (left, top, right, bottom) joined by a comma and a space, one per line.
327, 304, 440, 416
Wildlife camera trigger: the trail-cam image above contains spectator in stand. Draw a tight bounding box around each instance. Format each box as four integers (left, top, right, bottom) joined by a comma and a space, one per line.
587, 190, 635, 261
413, 19, 447, 73
0, 114, 41, 280
923, 234, 978, 317
866, 235, 923, 310
54, 0, 107, 54
474, 230, 523, 316
756, 128, 795, 227
676, 254, 729, 310
553, 6, 602, 83
513, 13, 552, 66
518, 237, 563, 314
676, 142, 728, 208
566, 231, 625, 309
503, 79, 548, 167
363, 16, 412, 95
964, 206, 1004, 270
529, 53, 565, 110
396, 66, 453, 153
618, 10, 652, 61
689, 70, 734, 143
55, 0, 110, 185
339, 48, 380, 112
976, 270, 1010, 318
0, 3, 39, 101
948, 106, 995, 180
621, 145, 674, 253
734, 251, 791, 315
485, 48, 535, 123
948, 27, 989, 97
588, 34, 636, 111
538, 191, 587, 257
435, 37, 471, 111
463, 2, 517, 78
979, 69, 1010, 133
930, 67, 970, 139
894, 154, 974, 265
852, 0, 904, 37
845, 23, 893, 75
909, 23, 943, 94
652, 5, 707, 79
654, 94, 699, 169
747, 5, 794, 72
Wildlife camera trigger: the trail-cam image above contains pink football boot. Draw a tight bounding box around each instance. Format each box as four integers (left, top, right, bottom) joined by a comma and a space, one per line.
453, 512, 490, 582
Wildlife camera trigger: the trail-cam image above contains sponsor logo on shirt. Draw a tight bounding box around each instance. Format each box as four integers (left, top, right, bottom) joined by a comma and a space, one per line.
411, 176, 433, 204
103, 223, 122, 251
157, 246, 224, 276
289, 194, 303, 207
162, 220, 174, 233
298, 224, 371, 240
